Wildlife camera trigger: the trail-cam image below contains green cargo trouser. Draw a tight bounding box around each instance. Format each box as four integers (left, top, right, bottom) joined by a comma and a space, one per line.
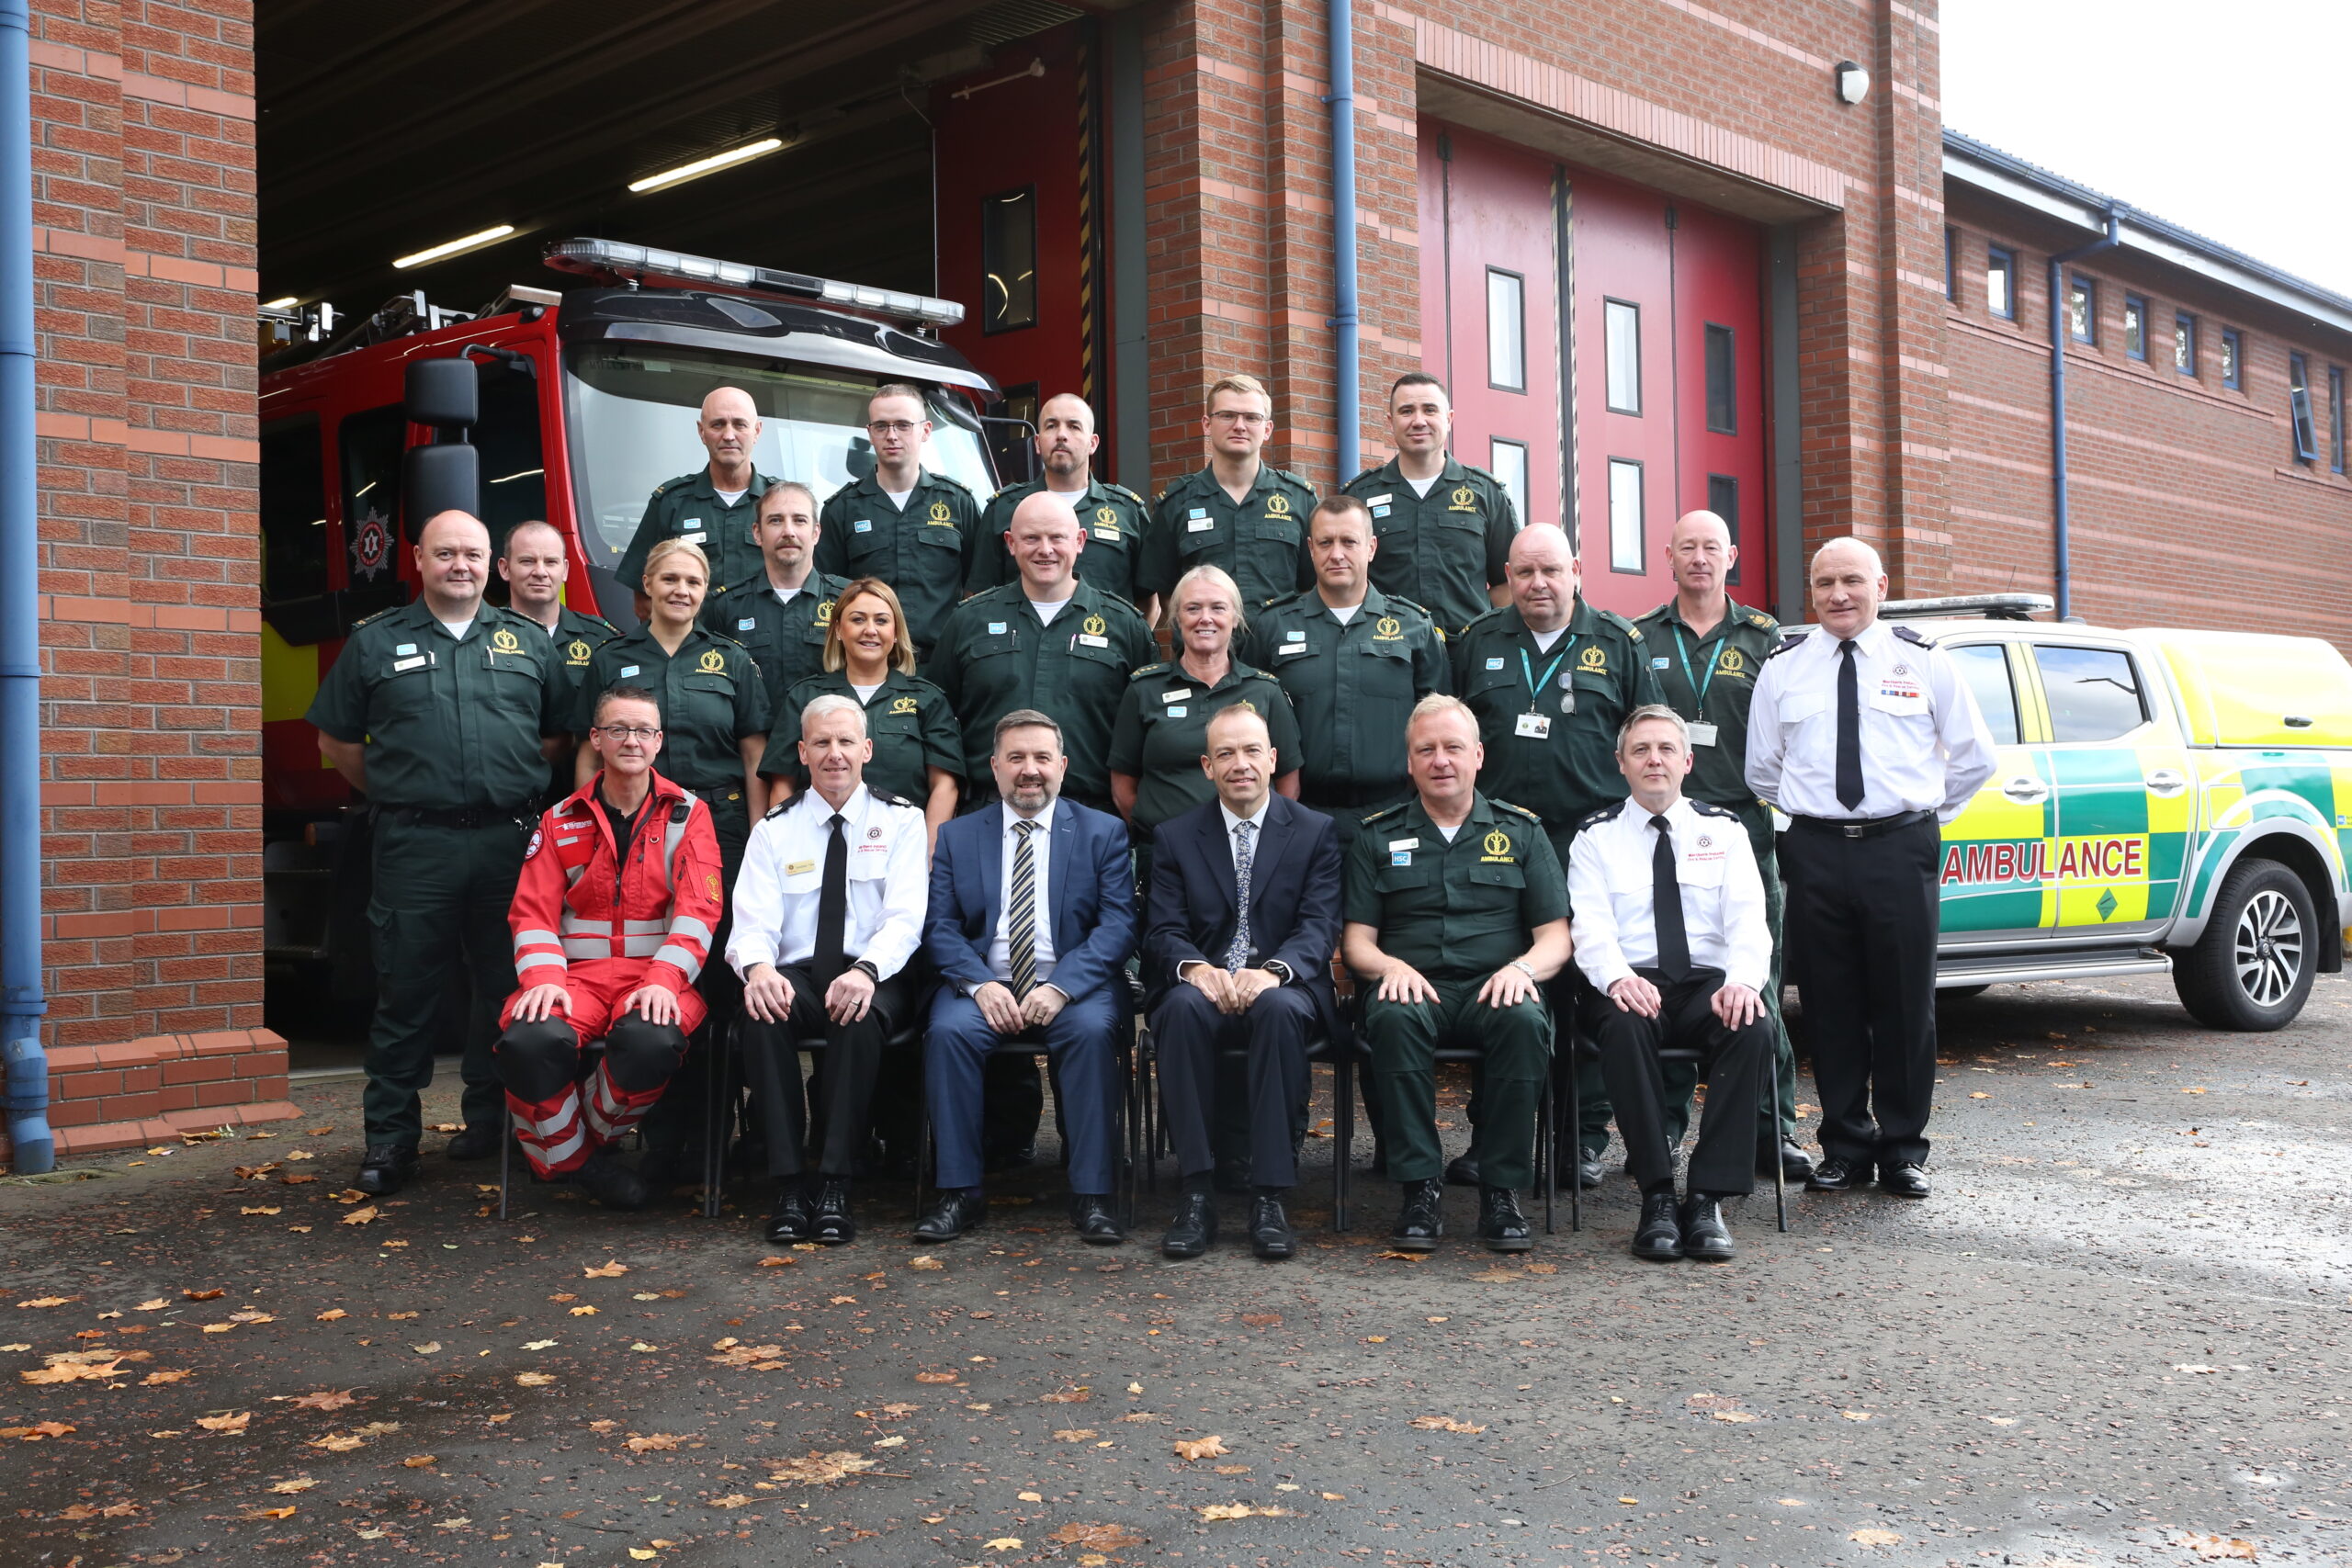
1363, 977, 1551, 1190
364, 814, 530, 1146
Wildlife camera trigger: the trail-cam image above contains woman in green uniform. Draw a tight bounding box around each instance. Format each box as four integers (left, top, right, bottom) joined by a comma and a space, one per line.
760, 577, 963, 850
1110, 562, 1303, 842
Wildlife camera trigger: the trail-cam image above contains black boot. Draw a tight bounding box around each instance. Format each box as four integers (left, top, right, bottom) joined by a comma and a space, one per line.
809, 1179, 855, 1245
912, 1190, 987, 1242
572, 1147, 650, 1211
355, 1144, 418, 1196
1476, 1186, 1532, 1253
1161, 1187, 1217, 1259
443, 1123, 501, 1161
1679, 1195, 1735, 1262
1632, 1188, 1682, 1262
1442, 1153, 1480, 1187
763, 1179, 813, 1244
1388, 1178, 1443, 1251
1069, 1193, 1125, 1246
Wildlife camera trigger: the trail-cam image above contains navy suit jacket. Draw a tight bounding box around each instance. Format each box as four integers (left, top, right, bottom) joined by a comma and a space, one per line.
923, 797, 1136, 1005
1143, 793, 1346, 1045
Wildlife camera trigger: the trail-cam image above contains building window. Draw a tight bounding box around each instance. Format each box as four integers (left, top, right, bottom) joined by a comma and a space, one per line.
1703, 323, 1736, 434
1603, 299, 1640, 413
1488, 438, 1528, 522
1944, 228, 1957, 301
1706, 473, 1741, 587
2289, 354, 2319, 464
2067, 274, 2096, 344
2221, 328, 2244, 389
1486, 268, 1526, 392
2122, 295, 2147, 361
981, 186, 1038, 333
2331, 367, 2346, 475
2175, 312, 2197, 376
1607, 457, 1644, 573
1986, 246, 2016, 320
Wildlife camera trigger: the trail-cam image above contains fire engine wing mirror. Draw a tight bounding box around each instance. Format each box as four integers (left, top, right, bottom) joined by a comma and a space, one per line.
404, 444, 480, 531
404, 357, 478, 429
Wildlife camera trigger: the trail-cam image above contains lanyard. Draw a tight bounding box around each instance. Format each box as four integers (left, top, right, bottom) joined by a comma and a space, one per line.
1672, 625, 1723, 716
1520, 642, 1573, 711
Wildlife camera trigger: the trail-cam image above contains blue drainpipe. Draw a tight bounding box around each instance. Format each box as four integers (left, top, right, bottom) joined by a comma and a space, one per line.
2047, 206, 2120, 623
0, 0, 55, 1172
1328, 0, 1360, 481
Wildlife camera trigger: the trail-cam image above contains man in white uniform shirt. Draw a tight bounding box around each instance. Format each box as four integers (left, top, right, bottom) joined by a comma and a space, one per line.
729, 694, 928, 1247
1570, 705, 1774, 1263
1745, 538, 1997, 1201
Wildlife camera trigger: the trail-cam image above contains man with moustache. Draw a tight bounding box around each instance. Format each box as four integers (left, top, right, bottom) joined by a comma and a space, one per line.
616, 386, 776, 593
971, 392, 1152, 619
701, 480, 850, 716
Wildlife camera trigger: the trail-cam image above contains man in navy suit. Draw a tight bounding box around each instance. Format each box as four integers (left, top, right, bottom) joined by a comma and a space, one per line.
1144, 705, 1342, 1260
916, 709, 1136, 1244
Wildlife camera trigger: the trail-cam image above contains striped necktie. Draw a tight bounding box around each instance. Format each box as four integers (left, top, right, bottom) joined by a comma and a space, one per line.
1008, 818, 1040, 996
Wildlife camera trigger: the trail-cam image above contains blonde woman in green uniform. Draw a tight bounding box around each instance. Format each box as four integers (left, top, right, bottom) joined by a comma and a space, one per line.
761, 577, 963, 852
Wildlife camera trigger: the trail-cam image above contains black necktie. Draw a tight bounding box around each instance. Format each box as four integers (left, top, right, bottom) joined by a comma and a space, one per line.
1650, 815, 1690, 980
812, 812, 848, 986
1835, 638, 1865, 811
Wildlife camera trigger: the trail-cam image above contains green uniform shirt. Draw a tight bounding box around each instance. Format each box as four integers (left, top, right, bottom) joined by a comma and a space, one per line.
1239, 586, 1449, 806
305, 600, 565, 810
1632, 598, 1781, 815
968, 476, 1148, 606
1141, 463, 1317, 609
530, 604, 619, 802
1107, 659, 1305, 833
761, 667, 962, 807
615, 467, 778, 593
570, 626, 769, 793
1342, 792, 1566, 983
811, 468, 981, 642
1451, 598, 1662, 855
1341, 456, 1519, 635
928, 581, 1156, 807
701, 570, 851, 716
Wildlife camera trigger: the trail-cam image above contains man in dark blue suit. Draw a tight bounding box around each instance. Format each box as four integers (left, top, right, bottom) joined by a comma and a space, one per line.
1145, 705, 1343, 1260
916, 708, 1136, 1245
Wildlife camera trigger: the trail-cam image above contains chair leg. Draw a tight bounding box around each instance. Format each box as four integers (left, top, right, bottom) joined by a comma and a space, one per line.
496, 1099, 511, 1222
1565, 1045, 1582, 1235
1332, 1055, 1353, 1234
701, 1022, 731, 1222
1539, 1068, 1555, 1236
1772, 1044, 1790, 1235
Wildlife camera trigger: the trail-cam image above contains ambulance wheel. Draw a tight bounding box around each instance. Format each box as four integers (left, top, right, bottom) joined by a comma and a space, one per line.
2174, 859, 2316, 1032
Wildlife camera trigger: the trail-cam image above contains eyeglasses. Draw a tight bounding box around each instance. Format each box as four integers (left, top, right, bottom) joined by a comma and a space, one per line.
866, 420, 922, 436
1206, 411, 1270, 426
596, 725, 662, 741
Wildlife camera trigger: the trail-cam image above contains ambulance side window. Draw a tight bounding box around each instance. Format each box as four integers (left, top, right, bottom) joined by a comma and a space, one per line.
2034, 645, 2147, 743
1949, 642, 2019, 746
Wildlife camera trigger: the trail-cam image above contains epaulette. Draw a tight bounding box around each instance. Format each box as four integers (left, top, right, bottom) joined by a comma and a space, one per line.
1458, 602, 1515, 637
1343, 464, 1386, 490
1127, 662, 1170, 682
762, 798, 791, 820
1744, 608, 1779, 631
989, 479, 1034, 505
1767, 630, 1809, 659
1577, 800, 1627, 830
1689, 800, 1740, 820
575, 612, 618, 634
1892, 624, 1939, 649
1102, 482, 1147, 509
867, 787, 914, 809
1272, 467, 1315, 491
1360, 800, 1408, 825
926, 471, 978, 500
1453, 460, 1504, 489
1383, 593, 1434, 623
1492, 799, 1544, 824
351, 604, 399, 629
1259, 587, 1310, 614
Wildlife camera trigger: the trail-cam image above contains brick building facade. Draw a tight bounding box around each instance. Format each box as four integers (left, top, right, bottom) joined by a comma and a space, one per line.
12, 0, 2348, 1156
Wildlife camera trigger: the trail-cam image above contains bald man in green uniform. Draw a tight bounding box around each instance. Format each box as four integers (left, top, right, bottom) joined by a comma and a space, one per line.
969, 393, 1153, 619
812, 383, 981, 660
614, 386, 777, 593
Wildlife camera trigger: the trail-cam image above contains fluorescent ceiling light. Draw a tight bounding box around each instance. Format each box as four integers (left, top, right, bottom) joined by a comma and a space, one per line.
261, 295, 298, 310
392, 224, 518, 269
628, 137, 786, 195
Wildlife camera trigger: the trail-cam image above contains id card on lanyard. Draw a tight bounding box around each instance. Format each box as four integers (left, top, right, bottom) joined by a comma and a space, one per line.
1516, 639, 1576, 739
1672, 626, 1722, 747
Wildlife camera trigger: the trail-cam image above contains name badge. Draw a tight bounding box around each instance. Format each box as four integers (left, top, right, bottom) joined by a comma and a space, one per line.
1361, 493, 1393, 507
1187, 516, 1216, 533
1651, 656, 1671, 670
1485, 657, 1507, 671
1390, 850, 1412, 866
1279, 638, 1306, 654
391, 655, 427, 672
736, 616, 757, 631
1094, 526, 1120, 541
786, 859, 816, 876
1161, 689, 1191, 703
1387, 837, 1419, 852
1514, 712, 1552, 739
1372, 505, 1391, 518
853, 519, 873, 533
987, 621, 1008, 636
1188, 507, 1208, 520
1078, 634, 1110, 648
682, 531, 707, 545
395, 642, 418, 656
1687, 721, 1720, 747
1166, 705, 1188, 717
618, 665, 640, 678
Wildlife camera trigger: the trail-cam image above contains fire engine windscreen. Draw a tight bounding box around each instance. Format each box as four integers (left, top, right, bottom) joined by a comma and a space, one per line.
561, 344, 995, 569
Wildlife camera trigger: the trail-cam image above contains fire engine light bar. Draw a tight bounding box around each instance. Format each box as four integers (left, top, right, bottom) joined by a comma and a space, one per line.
628, 137, 786, 194
393, 224, 518, 270
261, 295, 298, 310
542, 238, 966, 328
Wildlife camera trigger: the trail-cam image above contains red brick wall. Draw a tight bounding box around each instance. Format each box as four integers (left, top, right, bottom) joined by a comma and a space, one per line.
17, 0, 285, 1159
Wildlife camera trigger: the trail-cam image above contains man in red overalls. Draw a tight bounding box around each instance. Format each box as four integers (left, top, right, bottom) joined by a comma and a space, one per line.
497, 682, 723, 1209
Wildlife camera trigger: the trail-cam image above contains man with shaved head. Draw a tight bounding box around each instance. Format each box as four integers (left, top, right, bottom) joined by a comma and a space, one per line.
1747, 536, 1998, 1201
1633, 510, 1808, 1183
616, 385, 778, 593
970, 392, 1153, 619
308, 510, 575, 1195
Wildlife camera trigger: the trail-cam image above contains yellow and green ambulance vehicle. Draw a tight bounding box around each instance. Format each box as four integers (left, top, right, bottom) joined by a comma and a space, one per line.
1883, 596, 2352, 1031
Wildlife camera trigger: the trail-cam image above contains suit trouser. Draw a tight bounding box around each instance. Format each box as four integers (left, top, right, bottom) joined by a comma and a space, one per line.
740, 966, 915, 1179
1779, 816, 1941, 1168
1152, 982, 1315, 1189
1583, 968, 1769, 1197
1659, 808, 1798, 1145
1363, 978, 1550, 1190
364, 814, 528, 1145
927, 985, 1123, 1193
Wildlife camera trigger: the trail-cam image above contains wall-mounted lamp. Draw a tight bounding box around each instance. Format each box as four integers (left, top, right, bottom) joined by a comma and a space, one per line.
1833, 61, 1871, 105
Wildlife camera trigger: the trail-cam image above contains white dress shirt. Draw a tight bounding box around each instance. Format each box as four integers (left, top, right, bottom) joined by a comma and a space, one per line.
1744, 619, 1998, 821
726, 783, 927, 980
986, 800, 1058, 985
1568, 795, 1770, 994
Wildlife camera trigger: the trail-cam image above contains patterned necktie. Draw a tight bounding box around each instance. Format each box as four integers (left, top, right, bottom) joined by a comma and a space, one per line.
1008, 818, 1040, 997
1225, 818, 1258, 972
1650, 815, 1691, 980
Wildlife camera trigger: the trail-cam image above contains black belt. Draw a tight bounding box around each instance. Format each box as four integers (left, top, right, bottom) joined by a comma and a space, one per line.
1789, 808, 1934, 840
385, 804, 534, 830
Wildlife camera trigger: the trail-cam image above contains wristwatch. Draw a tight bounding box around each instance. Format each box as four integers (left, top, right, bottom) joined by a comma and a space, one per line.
1509, 959, 1538, 982
1262, 959, 1295, 986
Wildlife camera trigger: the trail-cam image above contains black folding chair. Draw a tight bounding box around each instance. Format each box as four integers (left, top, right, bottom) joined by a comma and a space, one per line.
1133, 1024, 1363, 1231
699, 1010, 927, 1222
494, 1035, 605, 1222
1558, 1024, 1792, 1235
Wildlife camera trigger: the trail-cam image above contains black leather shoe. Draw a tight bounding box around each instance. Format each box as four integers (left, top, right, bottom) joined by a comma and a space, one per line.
1806, 1156, 1871, 1192
1069, 1193, 1125, 1246
912, 1190, 987, 1242
1576, 1153, 1606, 1190
1249, 1196, 1295, 1260
1762, 1139, 1815, 1182
1161, 1190, 1217, 1259
355, 1144, 418, 1196
1443, 1153, 1480, 1187
1878, 1161, 1930, 1200
1388, 1179, 1444, 1251
1632, 1189, 1682, 1261
1214, 1156, 1253, 1193
1679, 1196, 1735, 1262
443, 1123, 501, 1161
809, 1179, 856, 1244
571, 1148, 650, 1211
763, 1181, 813, 1244
1476, 1186, 1532, 1253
